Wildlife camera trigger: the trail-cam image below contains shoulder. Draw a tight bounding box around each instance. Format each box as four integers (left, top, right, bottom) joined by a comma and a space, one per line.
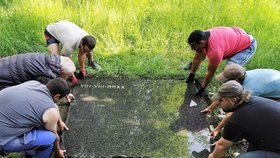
21, 81, 53, 101
42, 107, 59, 124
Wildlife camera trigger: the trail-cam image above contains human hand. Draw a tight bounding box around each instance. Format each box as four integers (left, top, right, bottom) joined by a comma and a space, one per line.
65, 93, 75, 103
195, 87, 205, 97
201, 107, 212, 114
58, 121, 69, 131
77, 69, 87, 79
56, 149, 66, 158
186, 73, 195, 83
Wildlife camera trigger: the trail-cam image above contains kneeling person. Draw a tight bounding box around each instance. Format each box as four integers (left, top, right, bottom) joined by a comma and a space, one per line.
208, 81, 280, 158
0, 78, 70, 158
202, 64, 280, 137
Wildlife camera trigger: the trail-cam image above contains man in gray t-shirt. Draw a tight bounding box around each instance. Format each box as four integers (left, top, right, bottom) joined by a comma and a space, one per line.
0, 78, 70, 158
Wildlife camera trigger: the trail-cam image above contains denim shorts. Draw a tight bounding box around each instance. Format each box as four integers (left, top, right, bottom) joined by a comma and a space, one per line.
227, 37, 257, 66
2, 130, 56, 158
44, 29, 59, 46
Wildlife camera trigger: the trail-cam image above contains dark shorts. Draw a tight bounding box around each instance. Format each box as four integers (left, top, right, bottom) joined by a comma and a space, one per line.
44, 29, 59, 46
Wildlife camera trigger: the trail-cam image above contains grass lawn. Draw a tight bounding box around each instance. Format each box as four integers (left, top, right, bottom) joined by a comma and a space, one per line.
1, 0, 280, 157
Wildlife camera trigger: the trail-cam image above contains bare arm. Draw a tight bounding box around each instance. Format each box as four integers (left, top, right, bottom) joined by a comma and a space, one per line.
201, 101, 220, 114
43, 108, 59, 135
43, 108, 65, 158
65, 93, 75, 103
86, 52, 93, 63
190, 52, 206, 74
54, 104, 69, 131
211, 112, 233, 137
208, 137, 233, 158
78, 49, 87, 71
201, 64, 218, 89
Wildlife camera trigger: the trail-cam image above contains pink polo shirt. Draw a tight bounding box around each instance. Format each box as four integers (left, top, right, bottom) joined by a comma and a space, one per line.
202, 27, 251, 67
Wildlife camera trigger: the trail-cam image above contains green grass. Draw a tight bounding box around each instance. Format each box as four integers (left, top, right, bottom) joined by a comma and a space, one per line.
1, 1, 280, 157
1, 0, 280, 81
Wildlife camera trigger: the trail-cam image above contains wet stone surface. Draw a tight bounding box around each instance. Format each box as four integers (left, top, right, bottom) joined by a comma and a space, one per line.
63, 78, 211, 158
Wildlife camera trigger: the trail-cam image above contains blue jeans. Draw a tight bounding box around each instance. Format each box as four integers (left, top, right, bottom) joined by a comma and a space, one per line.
2, 130, 56, 158
227, 37, 257, 66
237, 150, 280, 158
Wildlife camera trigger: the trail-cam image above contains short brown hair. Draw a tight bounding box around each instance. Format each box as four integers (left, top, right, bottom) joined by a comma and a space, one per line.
81, 35, 96, 49
46, 78, 70, 99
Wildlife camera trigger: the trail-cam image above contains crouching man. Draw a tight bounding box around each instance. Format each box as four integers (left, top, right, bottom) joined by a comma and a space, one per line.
0, 53, 76, 102
208, 80, 280, 158
0, 78, 70, 158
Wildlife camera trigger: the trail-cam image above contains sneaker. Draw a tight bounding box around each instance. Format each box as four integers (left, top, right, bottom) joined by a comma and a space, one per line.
182, 62, 192, 70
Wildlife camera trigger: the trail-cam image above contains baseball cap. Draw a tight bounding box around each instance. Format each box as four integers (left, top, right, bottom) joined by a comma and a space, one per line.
216, 64, 246, 83
211, 80, 244, 101
188, 30, 210, 46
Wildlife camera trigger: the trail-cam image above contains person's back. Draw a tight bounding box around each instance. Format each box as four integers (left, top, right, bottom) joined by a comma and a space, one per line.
203, 65, 280, 139
45, 20, 100, 85
207, 27, 251, 58
46, 20, 88, 55
0, 81, 55, 148
186, 27, 256, 97
244, 69, 280, 98
0, 53, 61, 90
225, 96, 280, 152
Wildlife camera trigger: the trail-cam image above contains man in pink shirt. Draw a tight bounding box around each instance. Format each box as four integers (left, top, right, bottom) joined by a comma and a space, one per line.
186, 26, 257, 97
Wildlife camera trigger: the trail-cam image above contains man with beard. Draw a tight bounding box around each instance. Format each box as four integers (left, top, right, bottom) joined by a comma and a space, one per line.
202, 64, 280, 137
208, 80, 280, 158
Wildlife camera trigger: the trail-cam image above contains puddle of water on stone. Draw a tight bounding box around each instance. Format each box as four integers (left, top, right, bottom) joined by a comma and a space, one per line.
63, 78, 211, 158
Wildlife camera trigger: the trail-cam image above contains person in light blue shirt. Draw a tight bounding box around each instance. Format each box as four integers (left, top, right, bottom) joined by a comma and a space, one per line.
202, 64, 280, 137
242, 69, 280, 98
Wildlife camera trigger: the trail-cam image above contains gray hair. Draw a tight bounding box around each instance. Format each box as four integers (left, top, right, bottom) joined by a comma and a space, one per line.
60, 56, 76, 75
